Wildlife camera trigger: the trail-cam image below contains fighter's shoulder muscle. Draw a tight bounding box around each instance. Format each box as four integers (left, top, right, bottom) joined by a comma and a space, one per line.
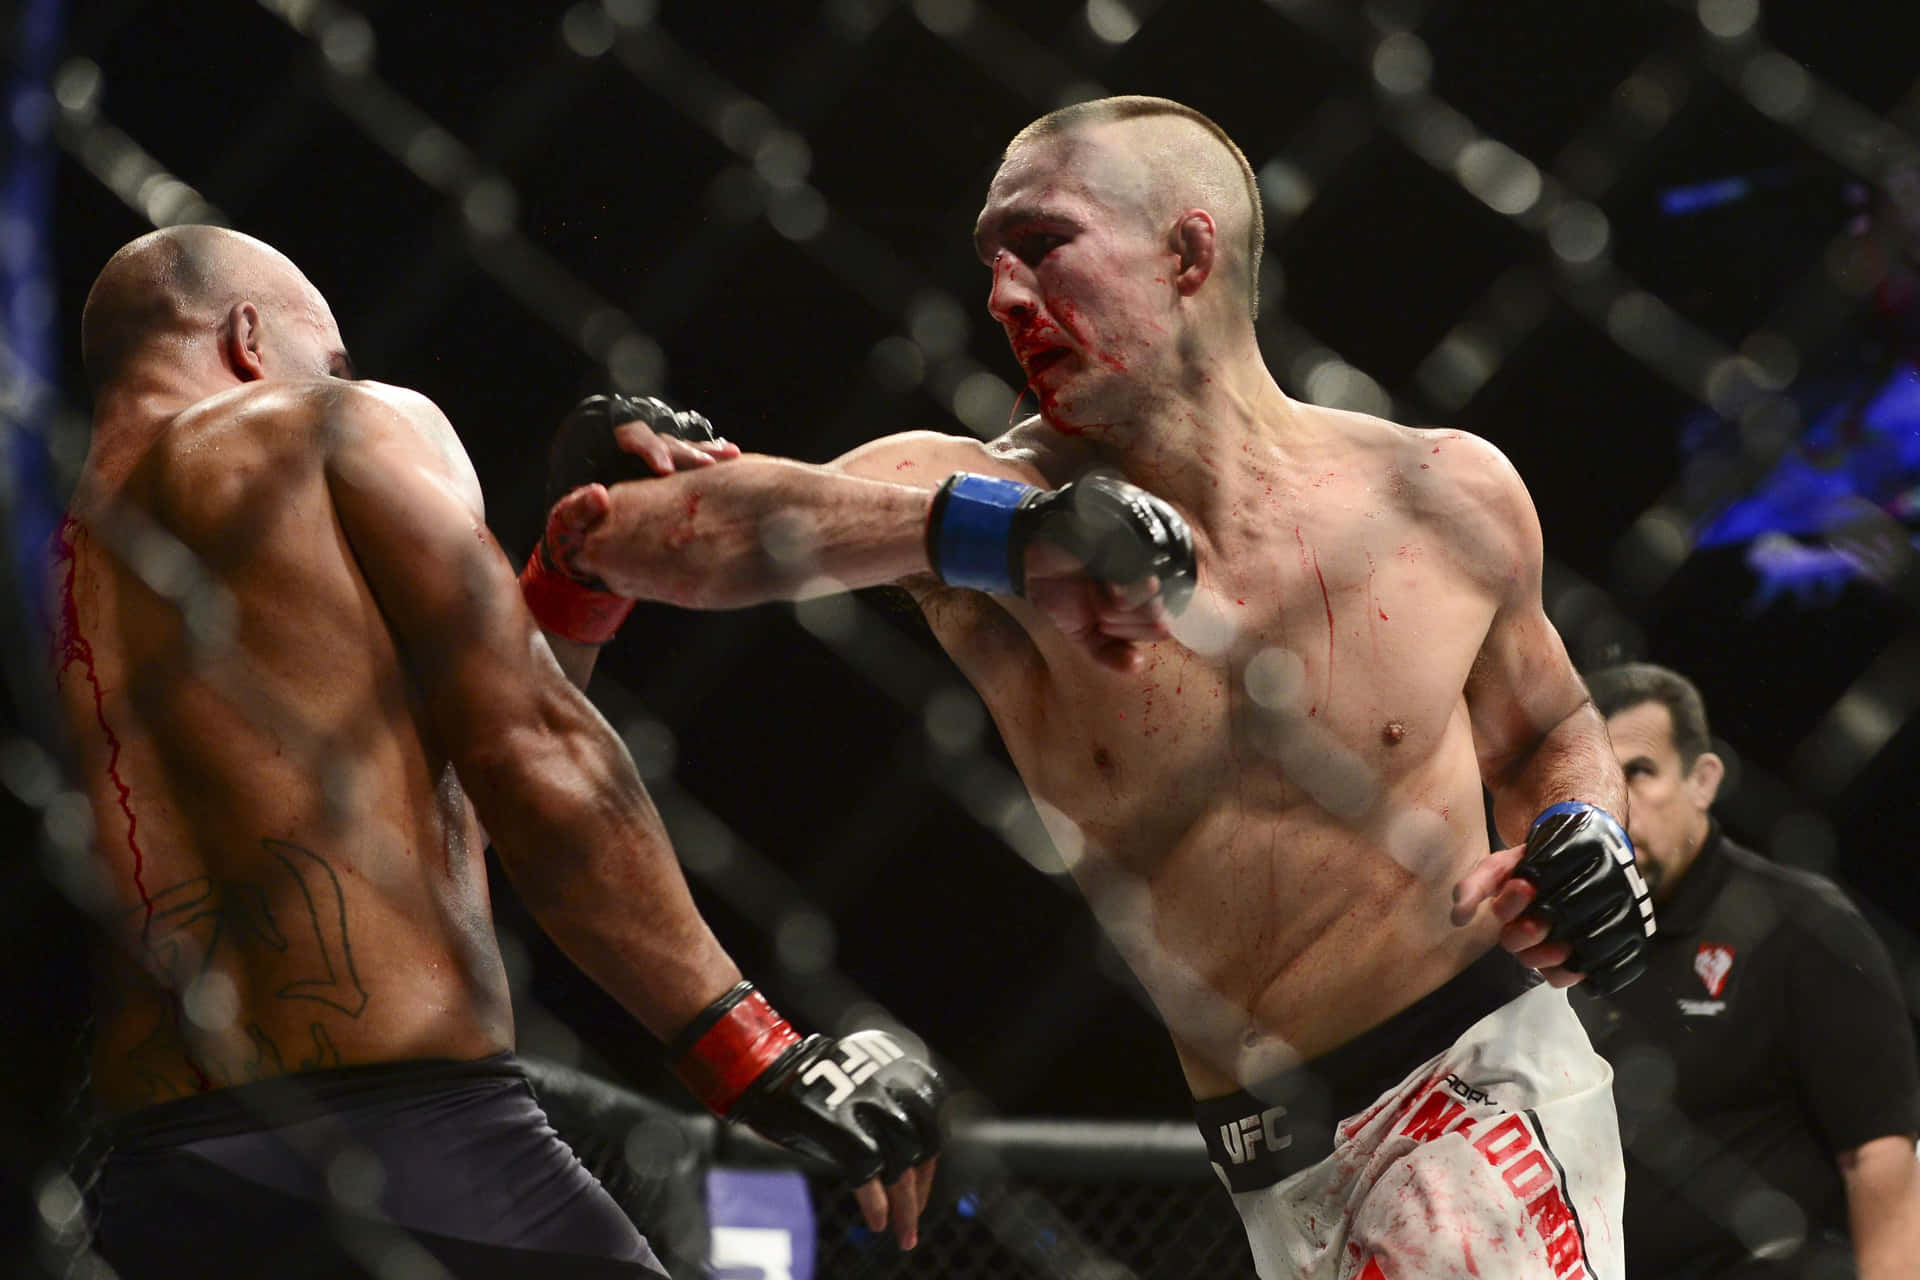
1388, 420, 1539, 591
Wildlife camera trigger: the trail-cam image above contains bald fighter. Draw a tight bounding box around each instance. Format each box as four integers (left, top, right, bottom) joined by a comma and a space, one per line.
529, 98, 1650, 1278
55, 227, 942, 1278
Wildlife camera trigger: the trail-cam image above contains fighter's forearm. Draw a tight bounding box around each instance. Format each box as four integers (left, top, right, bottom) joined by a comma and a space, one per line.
577, 456, 933, 608
462, 687, 739, 1040
1486, 698, 1627, 846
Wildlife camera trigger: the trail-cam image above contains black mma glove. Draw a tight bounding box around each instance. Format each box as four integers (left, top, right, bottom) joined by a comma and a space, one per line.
669, 981, 946, 1186
1513, 802, 1656, 996
519, 394, 719, 644
924, 470, 1197, 614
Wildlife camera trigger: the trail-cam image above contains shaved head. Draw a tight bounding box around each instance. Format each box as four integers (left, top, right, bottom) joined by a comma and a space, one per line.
81, 225, 325, 389
1004, 96, 1265, 319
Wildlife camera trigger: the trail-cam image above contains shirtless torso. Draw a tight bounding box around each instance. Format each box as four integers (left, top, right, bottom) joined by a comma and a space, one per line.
832, 399, 1560, 1097
56, 380, 514, 1112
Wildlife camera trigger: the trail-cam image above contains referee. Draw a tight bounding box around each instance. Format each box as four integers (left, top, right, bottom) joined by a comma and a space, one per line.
1575, 662, 1920, 1278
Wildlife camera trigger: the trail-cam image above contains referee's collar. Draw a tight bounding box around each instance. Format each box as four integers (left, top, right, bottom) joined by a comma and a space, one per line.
1655, 818, 1731, 936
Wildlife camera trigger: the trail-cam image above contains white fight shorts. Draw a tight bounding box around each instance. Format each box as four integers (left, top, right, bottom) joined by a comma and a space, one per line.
1195, 952, 1624, 1280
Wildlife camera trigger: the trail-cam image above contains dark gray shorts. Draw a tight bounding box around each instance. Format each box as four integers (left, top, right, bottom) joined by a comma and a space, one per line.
95, 1053, 673, 1278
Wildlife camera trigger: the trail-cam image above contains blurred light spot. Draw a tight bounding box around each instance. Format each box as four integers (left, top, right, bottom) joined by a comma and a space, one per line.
717, 98, 774, 154
320, 15, 376, 73
1605, 290, 1673, 355
1740, 332, 1798, 390
908, 291, 969, 360
35, 1172, 84, 1241
53, 58, 101, 116
1244, 647, 1305, 713
561, 4, 617, 57
913, 0, 976, 36
1704, 355, 1764, 418
1615, 71, 1676, 130
1031, 797, 1085, 874
608, 332, 665, 392
1731, 1188, 1805, 1259
1416, 331, 1497, 410
869, 335, 927, 392
1169, 590, 1237, 657
461, 177, 518, 237
795, 589, 858, 643
952, 370, 1015, 436
1304, 359, 1391, 417
1402, 101, 1474, 169
767, 185, 827, 241
183, 971, 240, 1031
579, 308, 628, 357
1613, 506, 1691, 599
674, 809, 736, 876
403, 127, 461, 186
1257, 158, 1315, 220
1547, 201, 1610, 264
775, 909, 836, 974
1371, 31, 1432, 95
759, 511, 821, 577
0, 737, 58, 808
602, 0, 657, 28
1697, 0, 1759, 40
1742, 51, 1812, 122
621, 718, 677, 782
1384, 807, 1449, 881
925, 686, 988, 754
327, 1147, 385, 1212
42, 789, 94, 855
753, 130, 812, 189
1455, 139, 1541, 217
1831, 689, 1900, 758
1084, 0, 1138, 44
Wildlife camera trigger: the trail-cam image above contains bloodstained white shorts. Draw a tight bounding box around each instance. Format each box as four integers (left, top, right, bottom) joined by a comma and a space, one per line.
1196, 956, 1624, 1280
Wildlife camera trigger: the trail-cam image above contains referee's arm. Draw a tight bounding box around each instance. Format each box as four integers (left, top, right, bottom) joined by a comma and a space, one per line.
1840, 1134, 1920, 1280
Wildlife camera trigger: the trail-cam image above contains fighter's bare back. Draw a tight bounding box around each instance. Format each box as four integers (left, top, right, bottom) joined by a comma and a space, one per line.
838, 401, 1547, 1099
56, 380, 514, 1111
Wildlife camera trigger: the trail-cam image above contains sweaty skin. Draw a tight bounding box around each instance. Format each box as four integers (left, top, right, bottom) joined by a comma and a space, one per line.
57, 229, 741, 1115
558, 113, 1622, 1099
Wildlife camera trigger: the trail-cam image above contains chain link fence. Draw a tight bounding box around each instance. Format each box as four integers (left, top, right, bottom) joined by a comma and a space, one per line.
7, 1, 1920, 1277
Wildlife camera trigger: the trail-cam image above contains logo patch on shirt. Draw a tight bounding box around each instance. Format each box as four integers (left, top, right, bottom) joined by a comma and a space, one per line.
1693, 943, 1735, 998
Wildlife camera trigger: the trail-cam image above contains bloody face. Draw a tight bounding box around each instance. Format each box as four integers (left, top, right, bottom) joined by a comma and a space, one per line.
973, 131, 1180, 431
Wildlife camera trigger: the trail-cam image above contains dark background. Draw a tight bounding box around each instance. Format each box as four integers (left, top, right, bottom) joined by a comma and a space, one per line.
8, 0, 1920, 1259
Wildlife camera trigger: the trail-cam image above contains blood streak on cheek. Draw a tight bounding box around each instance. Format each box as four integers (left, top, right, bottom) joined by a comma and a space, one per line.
54, 519, 155, 932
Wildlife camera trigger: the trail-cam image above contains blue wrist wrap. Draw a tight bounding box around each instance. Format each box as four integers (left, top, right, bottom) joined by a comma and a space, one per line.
1530, 801, 1632, 852
928, 473, 1037, 595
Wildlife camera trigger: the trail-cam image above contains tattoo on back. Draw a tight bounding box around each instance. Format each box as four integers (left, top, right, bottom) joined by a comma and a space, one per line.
125, 838, 369, 1099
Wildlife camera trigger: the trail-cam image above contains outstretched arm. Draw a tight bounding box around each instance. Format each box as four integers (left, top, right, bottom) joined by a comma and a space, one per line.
533, 412, 1182, 675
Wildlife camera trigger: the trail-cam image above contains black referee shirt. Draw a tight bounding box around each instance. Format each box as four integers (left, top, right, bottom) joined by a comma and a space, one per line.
1573, 825, 1920, 1278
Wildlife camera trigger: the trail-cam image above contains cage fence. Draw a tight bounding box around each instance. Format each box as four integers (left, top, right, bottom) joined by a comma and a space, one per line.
7, 0, 1920, 1278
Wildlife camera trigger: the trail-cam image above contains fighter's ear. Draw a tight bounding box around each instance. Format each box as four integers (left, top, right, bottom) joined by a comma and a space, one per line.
222, 301, 266, 381
1170, 210, 1215, 296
